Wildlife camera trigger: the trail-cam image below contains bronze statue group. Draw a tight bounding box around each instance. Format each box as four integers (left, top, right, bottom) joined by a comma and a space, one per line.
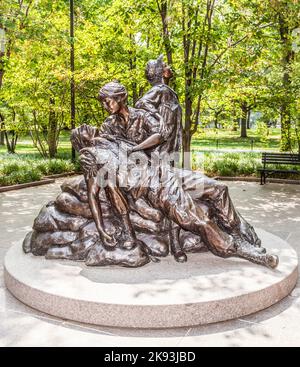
23, 56, 279, 269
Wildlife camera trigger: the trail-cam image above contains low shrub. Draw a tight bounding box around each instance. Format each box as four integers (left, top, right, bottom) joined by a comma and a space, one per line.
1, 162, 26, 175
0, 168, 42, 186
199, 152, 298, 178
201, 152, 260, 177
35, 159, 77, 175
0, 154, 79, 186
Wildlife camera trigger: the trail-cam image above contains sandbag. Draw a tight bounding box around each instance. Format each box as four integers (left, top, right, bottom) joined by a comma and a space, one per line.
79, 217, 124, 241
69, 237, 98, 260
137, 232, 169, 257
23, 231, 33, 254
33, 204, 58, 232
61, 176, 88, 203
46, 236, 97, 261
33, 203, 88, 232
85, 242, 150, 268
56, 192, 92, 219
31, 230, 79, 256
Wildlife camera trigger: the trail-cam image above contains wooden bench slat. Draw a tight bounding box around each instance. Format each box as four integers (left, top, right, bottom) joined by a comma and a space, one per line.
262, 158, 300, 162
263, 156, 299, 158
262, 155, 299, 157
263, 158, 300, 160
263, 156, 300, 159
262, 161, 300, 165
263, 159, 300, 162
263, 153, 299, 155
263, 163, 300, 165
262, 157, 300, 160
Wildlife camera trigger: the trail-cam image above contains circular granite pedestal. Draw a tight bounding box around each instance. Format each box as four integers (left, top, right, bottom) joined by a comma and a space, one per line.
4, 229, 299, 328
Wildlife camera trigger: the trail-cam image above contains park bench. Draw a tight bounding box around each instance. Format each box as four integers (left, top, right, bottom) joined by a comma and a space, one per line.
258, 152, 300, 185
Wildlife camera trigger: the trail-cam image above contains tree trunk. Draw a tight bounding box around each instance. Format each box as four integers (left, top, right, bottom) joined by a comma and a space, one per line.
279, 12, 294, 152
129, 50, 138, 105
214, 110, 222, 129
214, 111, 220, 129
0, 65, 3, 88
0, 50, 5, 145
0, 119, 5, 146
2, 110, 18, 153
183, 95, 193, 169
241, 118, 247, 138
4, 130, 18, 154
157, 0, 176, 89
0, 130, 4, 145
158, 0, 173, 67
0, 26, 10, 147
132, 81, 138, 106
240, 103, 248, 138
247, 110, 251, 129
182, 128, 192, 170
280, 56, 293, 150
0, 40, 4, 88
48, 98, 58, 158
280, 107, 292, 151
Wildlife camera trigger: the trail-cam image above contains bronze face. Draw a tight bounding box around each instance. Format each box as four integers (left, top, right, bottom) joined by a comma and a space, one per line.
163, 64, 173, 81
102, 97, 122, 115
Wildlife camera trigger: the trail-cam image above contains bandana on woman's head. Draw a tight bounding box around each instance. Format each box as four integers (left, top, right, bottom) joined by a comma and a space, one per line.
98, 81, 128, 101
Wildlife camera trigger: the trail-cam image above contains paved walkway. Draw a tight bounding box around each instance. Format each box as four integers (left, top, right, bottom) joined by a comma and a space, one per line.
0, 179, 299, 347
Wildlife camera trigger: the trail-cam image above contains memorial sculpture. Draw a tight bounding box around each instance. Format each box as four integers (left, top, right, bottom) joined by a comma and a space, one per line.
22, 56, 279, 269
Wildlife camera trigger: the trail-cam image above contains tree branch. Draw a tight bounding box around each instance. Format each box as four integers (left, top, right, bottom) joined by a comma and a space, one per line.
208, 22, 274, 75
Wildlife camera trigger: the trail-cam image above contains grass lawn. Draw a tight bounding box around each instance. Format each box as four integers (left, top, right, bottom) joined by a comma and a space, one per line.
0, 132, 78, 186
192, 128, 282, 152
0, 131, 73, 159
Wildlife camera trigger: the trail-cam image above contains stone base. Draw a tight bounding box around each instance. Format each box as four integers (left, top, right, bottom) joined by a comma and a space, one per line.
4, 229, 298, 328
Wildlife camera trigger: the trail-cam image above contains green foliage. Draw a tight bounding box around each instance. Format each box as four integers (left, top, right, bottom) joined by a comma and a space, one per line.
0, 0, 300, 158
0, 154, 79, 186
201, 151, 299, 178
35, 159, 77, 175
255, 121, 270, 143
0, 170, 42, 186
203, 153, 262, 177
0, 156, 43, 186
